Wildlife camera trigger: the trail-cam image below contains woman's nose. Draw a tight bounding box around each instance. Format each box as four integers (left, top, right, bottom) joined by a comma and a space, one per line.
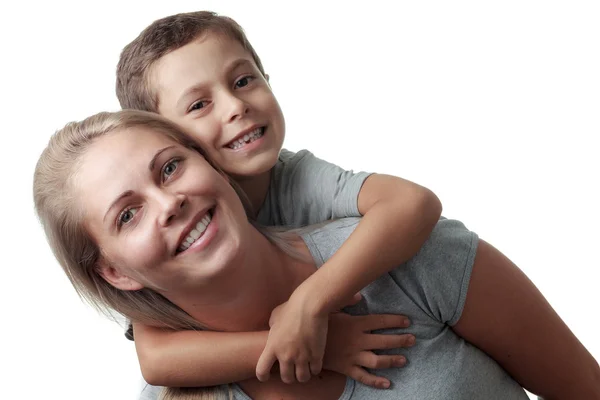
158, 192, 186, 226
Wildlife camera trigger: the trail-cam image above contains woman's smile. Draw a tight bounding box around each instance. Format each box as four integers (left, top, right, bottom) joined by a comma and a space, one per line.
175, 206, 218, 255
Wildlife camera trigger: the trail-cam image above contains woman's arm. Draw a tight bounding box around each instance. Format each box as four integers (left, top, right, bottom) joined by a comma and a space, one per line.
134, 313, 413, 388
453, 239, 600, 400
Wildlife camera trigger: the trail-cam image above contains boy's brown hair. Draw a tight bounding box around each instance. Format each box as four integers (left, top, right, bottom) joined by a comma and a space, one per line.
116, 11, 266, 112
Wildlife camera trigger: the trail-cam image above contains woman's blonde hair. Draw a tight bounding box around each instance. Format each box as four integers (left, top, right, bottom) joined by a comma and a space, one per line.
33, 109, 251, 331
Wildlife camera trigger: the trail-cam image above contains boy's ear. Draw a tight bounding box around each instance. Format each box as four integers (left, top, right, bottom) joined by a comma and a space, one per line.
96, 259, 144, 291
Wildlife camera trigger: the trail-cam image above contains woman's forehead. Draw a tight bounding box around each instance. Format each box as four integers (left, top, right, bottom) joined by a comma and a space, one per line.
75, 129, 181, 215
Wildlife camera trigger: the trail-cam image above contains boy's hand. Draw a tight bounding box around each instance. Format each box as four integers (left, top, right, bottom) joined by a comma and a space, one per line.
324, 313, 414, 389
255, 293, 337, 383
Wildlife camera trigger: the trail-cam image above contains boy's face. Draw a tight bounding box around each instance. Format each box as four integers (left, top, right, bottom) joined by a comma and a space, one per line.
151, 33, 285, 179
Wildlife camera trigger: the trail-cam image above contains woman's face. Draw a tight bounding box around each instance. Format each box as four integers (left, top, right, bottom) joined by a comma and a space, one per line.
75, 126, 250, 293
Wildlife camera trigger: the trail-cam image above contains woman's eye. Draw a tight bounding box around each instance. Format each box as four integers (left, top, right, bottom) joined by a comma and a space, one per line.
162, 159, 180, 180
118, 208, 138, 226
234, 76, 254, 89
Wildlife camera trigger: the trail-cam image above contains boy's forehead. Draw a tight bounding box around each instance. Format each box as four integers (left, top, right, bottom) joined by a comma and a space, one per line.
151, 32, 256, 105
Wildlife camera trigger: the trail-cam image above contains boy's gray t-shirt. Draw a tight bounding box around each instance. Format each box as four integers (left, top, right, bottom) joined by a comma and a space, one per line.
228, 217, 528, 400
256, 149, 372, 227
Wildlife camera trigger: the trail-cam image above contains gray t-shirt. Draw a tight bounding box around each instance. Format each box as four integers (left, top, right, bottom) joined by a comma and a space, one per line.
256, 149, 372, 228
226, 217, 528, 399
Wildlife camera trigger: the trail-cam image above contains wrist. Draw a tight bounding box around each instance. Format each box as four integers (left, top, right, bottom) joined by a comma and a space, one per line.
290, 279, 330, 317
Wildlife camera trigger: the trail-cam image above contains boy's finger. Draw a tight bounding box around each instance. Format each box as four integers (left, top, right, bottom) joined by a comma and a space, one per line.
361, 314, 410, 331
346, 292, 362, 306
279, 361, 296, 384
255, 352, 275, 382
309, 358, 323, 375
364, 333, 416, 350
295, 362, 311, 383
349, 366, 391, 389
357, 352, 407, 369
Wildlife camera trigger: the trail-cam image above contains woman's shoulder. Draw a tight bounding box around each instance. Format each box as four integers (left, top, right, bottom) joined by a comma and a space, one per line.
300, 218, 361, 265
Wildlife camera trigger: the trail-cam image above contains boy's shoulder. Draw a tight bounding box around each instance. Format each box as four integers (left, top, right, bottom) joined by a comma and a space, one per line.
277, 148, 315, 165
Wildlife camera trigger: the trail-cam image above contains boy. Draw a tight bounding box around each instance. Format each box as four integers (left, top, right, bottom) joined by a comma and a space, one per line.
116, 10, 442, 393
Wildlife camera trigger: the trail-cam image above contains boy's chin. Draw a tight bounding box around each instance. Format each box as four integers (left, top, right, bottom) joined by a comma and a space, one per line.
226, 152, 279, 180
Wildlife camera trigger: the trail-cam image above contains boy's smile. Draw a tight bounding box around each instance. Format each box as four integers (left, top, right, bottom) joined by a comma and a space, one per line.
152, 33, 285, 180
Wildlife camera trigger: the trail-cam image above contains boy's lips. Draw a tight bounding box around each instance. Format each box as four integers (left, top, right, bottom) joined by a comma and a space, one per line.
224, 126, 266, 150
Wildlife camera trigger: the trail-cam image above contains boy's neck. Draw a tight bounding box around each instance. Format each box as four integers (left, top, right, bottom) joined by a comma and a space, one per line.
235, 169, 272, 218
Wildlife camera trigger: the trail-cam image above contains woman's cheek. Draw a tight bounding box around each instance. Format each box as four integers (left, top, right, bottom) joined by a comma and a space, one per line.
125, 232, 166, 273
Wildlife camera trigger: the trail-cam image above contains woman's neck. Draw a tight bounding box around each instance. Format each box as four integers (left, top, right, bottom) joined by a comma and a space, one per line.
170, 227, 315, 332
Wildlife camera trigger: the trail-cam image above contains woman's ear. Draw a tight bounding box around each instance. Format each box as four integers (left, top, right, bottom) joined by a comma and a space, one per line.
96, 259, 144, 291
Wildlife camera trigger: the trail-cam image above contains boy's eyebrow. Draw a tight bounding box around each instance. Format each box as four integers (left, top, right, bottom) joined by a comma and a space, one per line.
177, 82, 209, 111
226, 58, 253, 74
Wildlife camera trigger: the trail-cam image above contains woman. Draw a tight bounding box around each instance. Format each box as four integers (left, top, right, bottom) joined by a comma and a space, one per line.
33, 110, 599, 399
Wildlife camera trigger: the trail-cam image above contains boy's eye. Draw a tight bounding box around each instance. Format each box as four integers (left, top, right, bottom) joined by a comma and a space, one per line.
118, 207, 139, 227
234, 76, 255, 89
162, 159, 180, 181
189, 100, 209, 112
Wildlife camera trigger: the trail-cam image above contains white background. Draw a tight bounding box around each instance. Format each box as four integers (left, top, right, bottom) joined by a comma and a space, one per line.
1, 1, 598, 399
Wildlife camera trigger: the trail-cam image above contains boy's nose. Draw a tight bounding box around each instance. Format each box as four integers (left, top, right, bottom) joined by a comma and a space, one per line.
222, 93, 249, 123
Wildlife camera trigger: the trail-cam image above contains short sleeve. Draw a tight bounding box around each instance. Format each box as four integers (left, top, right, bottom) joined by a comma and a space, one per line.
258, 149, 372, 228
388, 218, 479, 325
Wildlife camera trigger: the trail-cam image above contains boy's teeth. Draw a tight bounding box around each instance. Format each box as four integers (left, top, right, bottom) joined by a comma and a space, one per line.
178, 213, 213, 252
228, 128, 264, 149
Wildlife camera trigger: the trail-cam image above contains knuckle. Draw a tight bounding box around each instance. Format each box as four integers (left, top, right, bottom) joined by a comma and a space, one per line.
373, 357, 391, 369
280, 354, 294, 364
401, 334, 416, 347
362, 355, 377, 369
359, 374, 375, 386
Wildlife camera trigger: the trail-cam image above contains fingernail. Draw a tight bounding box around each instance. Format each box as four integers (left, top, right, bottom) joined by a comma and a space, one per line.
396, 356, 406, 366
402, 318, 411, 327
382, 381, 390, 389
407, 335, 416, 346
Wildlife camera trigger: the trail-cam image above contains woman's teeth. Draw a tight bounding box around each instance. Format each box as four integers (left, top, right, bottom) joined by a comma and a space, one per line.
179, 213, 213, 252
228, 127, 264, 150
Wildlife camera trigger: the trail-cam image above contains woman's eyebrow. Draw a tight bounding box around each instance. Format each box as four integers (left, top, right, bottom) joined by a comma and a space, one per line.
149, 146, 176, 171
102, 145, 176, 223
103, 190, 134, 223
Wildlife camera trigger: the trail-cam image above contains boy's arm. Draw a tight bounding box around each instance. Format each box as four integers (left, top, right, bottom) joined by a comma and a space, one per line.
134, 312, 414, 388
134, 323, 267, 387
256, 172, 442, 382
297, 173, 443, 313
